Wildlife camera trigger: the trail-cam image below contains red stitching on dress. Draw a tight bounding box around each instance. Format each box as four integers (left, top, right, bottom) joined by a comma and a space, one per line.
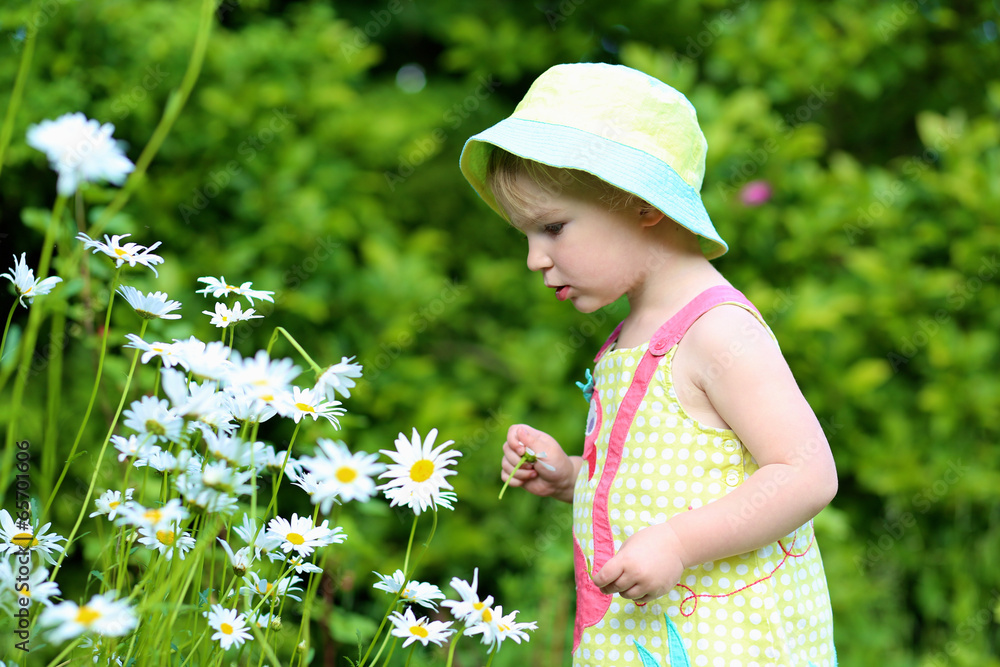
675, 530, 815, 617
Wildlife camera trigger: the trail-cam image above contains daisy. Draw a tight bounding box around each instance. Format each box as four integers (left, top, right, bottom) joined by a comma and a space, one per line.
27, 112, 134, 196
122, 395, 184, 443
224, 349, 301, 402
197, 276, 275, 305
117, 285, 182, 320
203, 431, 267, 469
240, 571, 304, 602
205, 604, 253, 650
377, 428, 462, 515
160, 367, 224, 421
217, 538, 255, 576
171, 336, 233, 380
0, 511, 66, 565
372, 569, 445, 609
203, 300, 262, 328
1, 253, 62, 307
38, 592, 138, 642
296, 438, 384, 511
123, 334, 183, 367
137, 523, 195, 560
273, 386, 346, 425
388, 607, 453, 648
315, 356, 363, 400
248, 610, 282, 631
283, 554, 323, 575
465, 605, 536, 650
76, 232, 164, 276
90, 488, 135, 520
442, 568, 494, 624
0, 561, 60, 611
221, 385, 277, 425
115, 499, 188, 532
256, 445, 301, 477
174, 471, 240, 515
232, 514, 282, 560
266, 514, 345, 558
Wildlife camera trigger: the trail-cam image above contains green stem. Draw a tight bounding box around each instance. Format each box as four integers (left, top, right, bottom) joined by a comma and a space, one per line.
402, 512, 419, 575
498, 452, 531, 499
87, 0, 216, 238
0, 1, 38, 181
0, 301, 17, 366
41, 286, 67, 501
444, 624, 465, 667
42, 268, 122, 520
49, 316, 146, 580
267, 326, 322, 373
0, 194, 67, 504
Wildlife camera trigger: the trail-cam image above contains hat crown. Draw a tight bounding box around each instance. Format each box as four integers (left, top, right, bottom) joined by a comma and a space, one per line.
511, 63, 707, 191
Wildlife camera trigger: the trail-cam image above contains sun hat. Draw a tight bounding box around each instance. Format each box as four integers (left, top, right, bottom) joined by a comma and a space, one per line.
460, 62, 727, 259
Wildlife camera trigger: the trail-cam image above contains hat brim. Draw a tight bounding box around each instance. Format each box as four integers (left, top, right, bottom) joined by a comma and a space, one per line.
460, 117, 727, 259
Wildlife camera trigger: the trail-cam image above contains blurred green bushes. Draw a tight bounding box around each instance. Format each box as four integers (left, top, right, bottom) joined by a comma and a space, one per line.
1, 0, 998, 664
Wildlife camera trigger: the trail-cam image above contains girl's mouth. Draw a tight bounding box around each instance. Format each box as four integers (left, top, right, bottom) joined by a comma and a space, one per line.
555, 285, 570, 301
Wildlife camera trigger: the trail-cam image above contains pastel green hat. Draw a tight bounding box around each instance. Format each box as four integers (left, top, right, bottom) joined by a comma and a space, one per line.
460, 62, 727, 259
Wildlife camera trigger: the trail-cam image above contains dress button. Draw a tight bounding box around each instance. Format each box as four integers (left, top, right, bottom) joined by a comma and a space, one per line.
724, 439, 738, 452
725, 470, 741, 487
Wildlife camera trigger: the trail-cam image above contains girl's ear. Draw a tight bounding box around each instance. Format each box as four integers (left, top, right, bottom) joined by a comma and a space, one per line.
638, 205, 666, 228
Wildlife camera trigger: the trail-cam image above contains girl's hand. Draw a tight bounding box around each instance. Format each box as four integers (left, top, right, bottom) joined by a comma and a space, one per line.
591, 522, 688, 605
500, 424, 579, 502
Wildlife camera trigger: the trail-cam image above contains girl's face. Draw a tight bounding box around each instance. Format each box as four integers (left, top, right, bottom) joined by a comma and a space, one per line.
504, 175, 660, 313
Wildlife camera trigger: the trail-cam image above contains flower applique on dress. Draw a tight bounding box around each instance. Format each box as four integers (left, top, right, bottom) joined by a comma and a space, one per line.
575, 368, 594, 403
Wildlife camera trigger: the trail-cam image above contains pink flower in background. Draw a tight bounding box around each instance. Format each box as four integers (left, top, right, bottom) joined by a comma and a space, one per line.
739, 180, 773, 206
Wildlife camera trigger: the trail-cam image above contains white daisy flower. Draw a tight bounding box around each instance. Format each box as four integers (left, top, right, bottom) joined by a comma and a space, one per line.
377, 428, 462, 515
225, 350, 301, 403
221, 385, 277, 425
203, 301, 263, 328
38, 592, 138, 642
256, 445, 300, 477
247, 610, 282, 631
465, 605, 536, 650
314, 356, 363, 400
372, 569, 445, 610
115, 499, 188, 531
111, 434, 157, 463
174, 472, 240, 516
296, 438, 385, 511
196, 276, 275, 305
26, 112, 134, 196
0, 511, 66, 565
217, 538, 255, 577
205, 604, 253, 650
233, 514, 282, 560
0, 561, 61, 610
388, 607, 453, 648
90, 488, 134, 520
240, 571, 303, 602
122, 395, 184, 443
123, 334, 182, 367
171, 336, 233, 380
273, 386, 346, 426
1, 253, 62, 307
266, 514, 345, 558
202, 431, 266, 469
117, 285, 182, 320
76, 232, 164, 276
284, 554, 323, 575
137, 523, 195, 560
442, 568, 495, 624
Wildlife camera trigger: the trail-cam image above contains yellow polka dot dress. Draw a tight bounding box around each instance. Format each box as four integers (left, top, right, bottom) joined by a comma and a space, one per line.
571, 287, 836, 667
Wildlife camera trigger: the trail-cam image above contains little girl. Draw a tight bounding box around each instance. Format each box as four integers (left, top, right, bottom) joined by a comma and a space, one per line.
459, 63, 838, 666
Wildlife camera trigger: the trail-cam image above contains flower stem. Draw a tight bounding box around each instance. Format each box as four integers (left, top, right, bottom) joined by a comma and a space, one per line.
402, 512, 420, 575
0, 4, 38, 182
42, 268, 122, 520
498, 452, 530, 499
0, 300, 17, 366
267, 326, 322, 373
87, 0, 216, 238
49, 316, 146, 580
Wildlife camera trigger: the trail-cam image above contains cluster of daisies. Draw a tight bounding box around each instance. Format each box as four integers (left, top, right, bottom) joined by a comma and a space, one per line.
2, 111, 537, 663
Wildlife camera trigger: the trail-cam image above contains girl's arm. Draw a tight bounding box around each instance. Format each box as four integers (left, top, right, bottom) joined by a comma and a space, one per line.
592, 305, 838, 603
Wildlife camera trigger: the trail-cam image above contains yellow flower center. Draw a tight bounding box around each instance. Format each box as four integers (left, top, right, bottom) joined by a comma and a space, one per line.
409, 459, 435, 483
11, 532, 38, 549
76, 605, 100, 626
473, 602, 485, 610
294, 402, 315, 413
145, 420, 166, 435
264, 582, 274, 595
109, 500, 121, 509
114, 247, 128, 258
482, 608, 493, 622
156, 530, 176, 546
144, 509, 162, 524
410, 625, 429, 638
335, 466, 357, 483
286, 532, 305, 545
221, 622, 234, 635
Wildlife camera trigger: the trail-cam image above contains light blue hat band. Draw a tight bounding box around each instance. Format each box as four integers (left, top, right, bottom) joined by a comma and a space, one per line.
462, 118, 727, 259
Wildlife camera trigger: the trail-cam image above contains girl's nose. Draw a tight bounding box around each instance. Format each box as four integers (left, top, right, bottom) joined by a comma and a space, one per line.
525, 240, 552, 273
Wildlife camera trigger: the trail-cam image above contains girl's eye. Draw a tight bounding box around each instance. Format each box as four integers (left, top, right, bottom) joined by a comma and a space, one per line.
544, 223, 565, 235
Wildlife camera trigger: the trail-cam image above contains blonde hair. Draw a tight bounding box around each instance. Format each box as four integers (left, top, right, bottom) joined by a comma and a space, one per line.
485, 147, 650, 220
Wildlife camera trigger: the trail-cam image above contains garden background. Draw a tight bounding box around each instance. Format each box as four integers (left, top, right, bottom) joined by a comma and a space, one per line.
1, 0, 999, 664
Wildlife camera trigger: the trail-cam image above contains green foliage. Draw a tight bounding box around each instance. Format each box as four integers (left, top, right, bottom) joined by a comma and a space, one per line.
1, 0, 998, 664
